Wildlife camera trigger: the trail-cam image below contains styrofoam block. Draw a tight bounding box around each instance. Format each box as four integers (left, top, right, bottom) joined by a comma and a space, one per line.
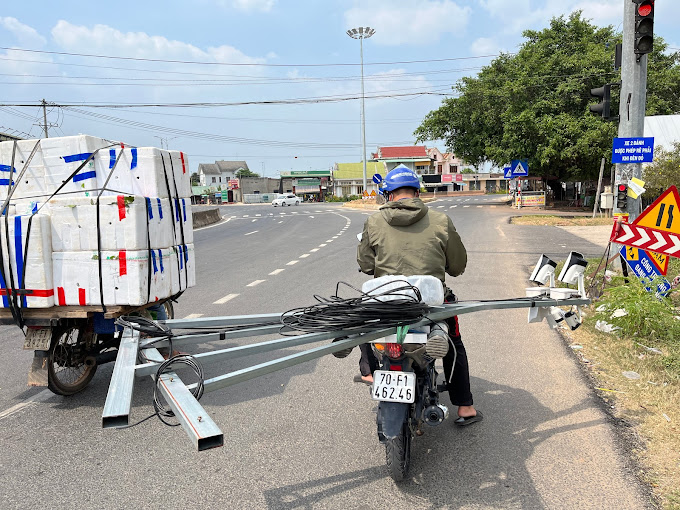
49, 195, 173, 251
40, 135, 114, 197
0, 214, 54, 308
0, 139, 48, 200
169, 151, 191, 198
96, 147, 175, 199
171, 198, 194, 245
169, 244, 196, 295
52, 249, 171, 306
361, 275, 444, 306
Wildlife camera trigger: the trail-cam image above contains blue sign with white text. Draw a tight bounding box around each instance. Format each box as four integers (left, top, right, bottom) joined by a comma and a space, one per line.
503, 167, 513, 179
510, 159, 529, 177
619, 245, 671, 298
612, 137, 654, 164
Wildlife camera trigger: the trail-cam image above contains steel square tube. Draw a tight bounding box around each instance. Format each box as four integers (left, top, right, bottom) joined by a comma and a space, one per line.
142, 348, 224, 451
139, 324, 282, 349
161, 313, 282, 329
102, 328, 140, 428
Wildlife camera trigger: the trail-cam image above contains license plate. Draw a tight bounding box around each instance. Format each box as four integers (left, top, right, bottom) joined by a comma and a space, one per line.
23, 328, 52, 350
371, 370, 415, 403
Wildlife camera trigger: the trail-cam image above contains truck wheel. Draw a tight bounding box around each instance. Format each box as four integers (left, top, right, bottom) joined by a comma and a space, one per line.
47, 324, 97, 396
385, 423, 412, 482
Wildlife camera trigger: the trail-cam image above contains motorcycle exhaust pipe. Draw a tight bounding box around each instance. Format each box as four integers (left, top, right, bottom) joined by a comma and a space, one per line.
423, 404, 449, 426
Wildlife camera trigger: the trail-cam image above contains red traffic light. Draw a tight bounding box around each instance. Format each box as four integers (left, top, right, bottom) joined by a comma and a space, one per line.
618, 184, 627, 192
638, 1, 653, 17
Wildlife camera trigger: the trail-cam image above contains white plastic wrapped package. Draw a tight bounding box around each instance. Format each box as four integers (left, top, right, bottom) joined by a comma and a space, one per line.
49, 195, 173, 251
0, 139, 48, 201
169, 243, 196, 295
0, 214, 54, 308
169, 150, 191, 198
170, 198, 194, 245
95, 147, 178, 199
361, 274, 445, 306
52, 249, 172, 306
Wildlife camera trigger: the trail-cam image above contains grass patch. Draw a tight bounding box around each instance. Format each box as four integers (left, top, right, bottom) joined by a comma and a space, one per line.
552, 255, 680, 508
511, 215, 614, 226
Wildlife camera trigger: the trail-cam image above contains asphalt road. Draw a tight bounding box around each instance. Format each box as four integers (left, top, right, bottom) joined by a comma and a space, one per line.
0, 197, 652, 509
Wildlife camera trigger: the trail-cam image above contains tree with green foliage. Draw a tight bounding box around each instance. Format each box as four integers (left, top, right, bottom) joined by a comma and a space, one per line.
414, 12, 680, 189
190, 172, 200, 186
643, 141, 680, 195
236, 168, 260, 178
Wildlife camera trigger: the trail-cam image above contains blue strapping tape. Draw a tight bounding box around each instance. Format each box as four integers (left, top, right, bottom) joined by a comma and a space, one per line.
157, 198, 163, 219
0, 164, 16, 172
182, 199, 186, 222
131, 148, 138, 169
151, 249, 157, 274
63, 153, 93, 163
179, 246, 184, 270
73, 170, 96, 183
145, 197, 153, 219
0, 179, 15, 186
175, 198, 180, 222
158, 249, 164, 272
109, 149, 116, 169
14, 216, 27, 307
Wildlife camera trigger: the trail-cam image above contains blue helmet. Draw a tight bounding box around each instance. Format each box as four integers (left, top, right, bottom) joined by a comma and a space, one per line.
383, 165, 421, 192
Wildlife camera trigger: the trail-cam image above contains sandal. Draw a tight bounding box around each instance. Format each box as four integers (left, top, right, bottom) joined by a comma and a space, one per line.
454, 410, 483, 426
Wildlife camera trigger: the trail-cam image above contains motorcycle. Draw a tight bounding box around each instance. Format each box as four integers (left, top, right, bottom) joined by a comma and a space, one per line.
369, 321, 451, 481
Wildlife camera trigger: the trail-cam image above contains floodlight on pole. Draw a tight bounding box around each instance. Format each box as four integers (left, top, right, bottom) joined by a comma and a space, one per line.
347, 26, 375, 195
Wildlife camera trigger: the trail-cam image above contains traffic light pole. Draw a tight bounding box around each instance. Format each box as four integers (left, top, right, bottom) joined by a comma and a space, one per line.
615, 0, 649, 222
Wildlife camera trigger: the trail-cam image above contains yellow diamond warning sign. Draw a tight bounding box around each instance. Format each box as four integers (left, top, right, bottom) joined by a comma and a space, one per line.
632, 185, 679, 275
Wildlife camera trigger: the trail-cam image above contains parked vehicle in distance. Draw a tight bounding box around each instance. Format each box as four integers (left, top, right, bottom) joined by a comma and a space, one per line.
272, 193, 301, 206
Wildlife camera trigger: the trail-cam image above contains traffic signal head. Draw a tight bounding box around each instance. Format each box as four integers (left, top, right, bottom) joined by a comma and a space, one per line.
589, 83, 611, 119
633, 0, 654, 60
617, 183, 628, 210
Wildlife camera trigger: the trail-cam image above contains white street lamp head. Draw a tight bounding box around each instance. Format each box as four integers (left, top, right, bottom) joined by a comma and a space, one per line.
347, 26, 375, 39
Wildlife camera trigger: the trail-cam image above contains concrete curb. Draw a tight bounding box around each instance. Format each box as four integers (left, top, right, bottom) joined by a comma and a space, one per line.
192, 208, 222, 228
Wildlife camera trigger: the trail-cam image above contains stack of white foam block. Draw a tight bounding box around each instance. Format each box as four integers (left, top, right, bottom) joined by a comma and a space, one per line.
0, 135, 195, 308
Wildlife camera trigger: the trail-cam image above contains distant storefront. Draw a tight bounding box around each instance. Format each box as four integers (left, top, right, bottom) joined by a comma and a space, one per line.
280, 170, 331, 201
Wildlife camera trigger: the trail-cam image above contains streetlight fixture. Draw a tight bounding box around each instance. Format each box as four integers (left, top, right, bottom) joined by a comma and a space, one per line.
346, 26, 375, 195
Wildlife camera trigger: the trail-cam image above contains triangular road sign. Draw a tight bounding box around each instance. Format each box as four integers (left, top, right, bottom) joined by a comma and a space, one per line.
633, 185, 680, 275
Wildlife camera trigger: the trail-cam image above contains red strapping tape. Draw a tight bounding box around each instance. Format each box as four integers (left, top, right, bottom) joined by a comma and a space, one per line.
117, 195, 126, 221
119, 250, 127, 276
180, 152, 186, 174
0, 289, 54, 297
78, 288, 86, 306
57, 287, 66, 306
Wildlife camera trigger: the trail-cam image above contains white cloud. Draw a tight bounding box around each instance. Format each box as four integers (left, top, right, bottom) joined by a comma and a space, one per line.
230, 0, 276, 12
344, 0, 471, 46
572, 1, 620, 25
470, 37, 502, 56
0, 17, 46, 47
51, 20, 264, 65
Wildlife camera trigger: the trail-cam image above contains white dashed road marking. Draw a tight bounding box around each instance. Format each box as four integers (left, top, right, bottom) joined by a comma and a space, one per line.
310, 248, 319, 252
326, 239, 333, 243
183, 313, 204, 319
214, 293, 239, 305
299, 254, 310, 258
245, 230, 258, 236
319, 243, 327, 247
463, 205, 470, 208
246, 280, 265, 287
278, 221, 283, 224
269, 269, 285, 275
286, 260, 299, 266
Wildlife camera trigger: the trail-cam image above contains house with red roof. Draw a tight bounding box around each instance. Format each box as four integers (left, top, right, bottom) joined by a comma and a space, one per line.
372, 146, 433, 174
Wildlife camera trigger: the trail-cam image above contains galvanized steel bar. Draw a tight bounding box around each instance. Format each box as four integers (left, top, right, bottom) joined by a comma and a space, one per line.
102, 328, 140, 428
142, 348, 224, 451
161, 312, 282, 329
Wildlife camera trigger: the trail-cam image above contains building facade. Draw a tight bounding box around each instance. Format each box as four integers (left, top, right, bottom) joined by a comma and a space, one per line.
198, 160, 249, 186
279, 170, 331, 201
332, 162, 384, 197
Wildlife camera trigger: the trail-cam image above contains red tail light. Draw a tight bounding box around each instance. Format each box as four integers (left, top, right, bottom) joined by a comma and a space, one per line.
384, 343, 404, 359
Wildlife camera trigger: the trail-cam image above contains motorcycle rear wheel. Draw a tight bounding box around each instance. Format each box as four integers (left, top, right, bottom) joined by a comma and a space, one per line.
385, 423, 412, 482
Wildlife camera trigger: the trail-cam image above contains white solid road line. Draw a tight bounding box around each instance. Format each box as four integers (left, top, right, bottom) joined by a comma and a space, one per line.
214, 293, 239, 305
286, 260, 299, 265
269, 268, 285, 275
299, 254, 310, 258
245, 230, 258, 235
0, 389, 53, 422
183, 313, 204, 319
246, 280, 266, 287
310, 248, 319, 252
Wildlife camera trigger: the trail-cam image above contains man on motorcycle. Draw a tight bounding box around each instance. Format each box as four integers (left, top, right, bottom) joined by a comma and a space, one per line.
355, 165, 481, 426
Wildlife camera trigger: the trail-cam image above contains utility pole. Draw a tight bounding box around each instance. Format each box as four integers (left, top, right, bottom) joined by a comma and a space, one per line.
41, 99, 49, 138
615, 0, 649, 222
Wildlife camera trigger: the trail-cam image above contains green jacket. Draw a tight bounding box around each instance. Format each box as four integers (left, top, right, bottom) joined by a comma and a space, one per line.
357, 198, 467, 282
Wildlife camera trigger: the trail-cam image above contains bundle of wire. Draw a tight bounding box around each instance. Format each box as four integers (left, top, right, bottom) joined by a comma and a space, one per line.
280, 280, 431, 335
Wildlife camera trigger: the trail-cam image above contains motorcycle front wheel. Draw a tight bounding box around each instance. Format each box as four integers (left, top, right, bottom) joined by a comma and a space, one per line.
385, 423, 412, 481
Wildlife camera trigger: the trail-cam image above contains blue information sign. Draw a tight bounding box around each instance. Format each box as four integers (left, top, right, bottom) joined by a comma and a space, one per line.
619, 246, 671, 298
503, 167, 513, 179
372, 173, 383, 184
612, 137, 654, 164
510, 159, 529, 177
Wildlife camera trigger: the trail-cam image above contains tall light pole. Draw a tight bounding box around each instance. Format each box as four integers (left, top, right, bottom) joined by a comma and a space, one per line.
347, 26, 375, 194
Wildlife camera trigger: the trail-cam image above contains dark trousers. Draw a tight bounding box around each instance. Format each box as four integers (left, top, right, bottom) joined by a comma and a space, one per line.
358, 315, 473, 407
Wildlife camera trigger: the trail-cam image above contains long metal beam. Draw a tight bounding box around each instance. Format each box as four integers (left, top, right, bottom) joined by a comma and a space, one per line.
161, 312, 282, 329
139, 324, 282, 349
102, 328, 139, 428
142, 348, 224, 451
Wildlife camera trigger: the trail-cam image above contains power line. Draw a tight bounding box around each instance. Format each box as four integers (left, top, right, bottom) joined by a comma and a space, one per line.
0, 46, 502, 67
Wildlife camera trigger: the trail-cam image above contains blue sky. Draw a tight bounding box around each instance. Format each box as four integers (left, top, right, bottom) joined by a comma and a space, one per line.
1, 0, 678, 175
